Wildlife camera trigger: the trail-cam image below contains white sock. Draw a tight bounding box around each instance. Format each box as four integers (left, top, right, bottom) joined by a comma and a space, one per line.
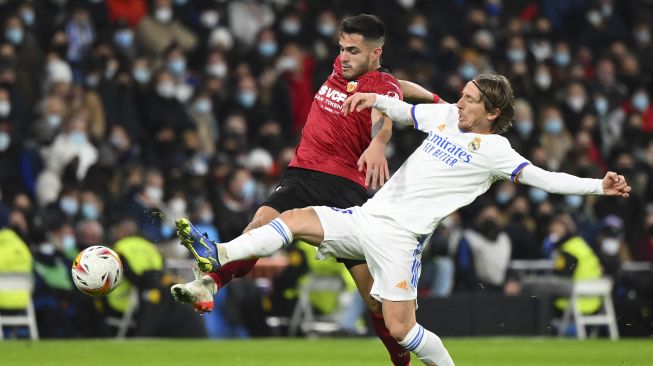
219, 218, 293, 263
398, 323, 455, 366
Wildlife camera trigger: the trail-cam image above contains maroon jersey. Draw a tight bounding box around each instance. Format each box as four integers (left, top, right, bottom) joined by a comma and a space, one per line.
289, 57, 403, 187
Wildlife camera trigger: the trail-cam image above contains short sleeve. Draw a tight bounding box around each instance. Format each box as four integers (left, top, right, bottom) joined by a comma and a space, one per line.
373, 74, 403, 101
491, 137, 531, 182
411, 104, 457, 133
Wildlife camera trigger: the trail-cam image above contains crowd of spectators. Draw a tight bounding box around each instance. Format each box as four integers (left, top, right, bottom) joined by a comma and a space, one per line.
1, 0, 653, 337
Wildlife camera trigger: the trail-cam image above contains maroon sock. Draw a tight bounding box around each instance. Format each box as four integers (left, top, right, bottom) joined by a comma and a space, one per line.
369, 310, 411, 366
207, 259, 259, 289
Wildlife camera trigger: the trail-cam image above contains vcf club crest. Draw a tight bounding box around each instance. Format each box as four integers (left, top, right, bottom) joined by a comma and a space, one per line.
346, 80, 358, 93
468, 137, 481, 151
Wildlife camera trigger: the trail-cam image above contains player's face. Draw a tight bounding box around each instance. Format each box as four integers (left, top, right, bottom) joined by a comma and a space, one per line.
338, 32, 380, 80
456, 81, 494, 134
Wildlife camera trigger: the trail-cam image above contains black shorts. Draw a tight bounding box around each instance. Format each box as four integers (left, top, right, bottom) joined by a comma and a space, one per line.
262, 167, 368, 268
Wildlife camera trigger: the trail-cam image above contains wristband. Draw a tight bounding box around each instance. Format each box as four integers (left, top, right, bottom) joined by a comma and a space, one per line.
432, 93, 441, 104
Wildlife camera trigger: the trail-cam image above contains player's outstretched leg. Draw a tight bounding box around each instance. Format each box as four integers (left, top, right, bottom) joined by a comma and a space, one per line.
176, 218, 222, 272
170, 271, 218, 313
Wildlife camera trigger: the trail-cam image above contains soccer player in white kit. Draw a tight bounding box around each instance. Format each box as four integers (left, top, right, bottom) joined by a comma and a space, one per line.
174, 73, 631, 366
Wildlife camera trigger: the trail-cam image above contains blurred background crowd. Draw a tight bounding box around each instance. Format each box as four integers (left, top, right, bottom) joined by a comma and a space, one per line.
1, 0, 653, 339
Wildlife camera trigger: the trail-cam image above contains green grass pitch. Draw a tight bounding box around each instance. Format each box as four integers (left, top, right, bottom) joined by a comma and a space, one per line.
2, 338, 652, 365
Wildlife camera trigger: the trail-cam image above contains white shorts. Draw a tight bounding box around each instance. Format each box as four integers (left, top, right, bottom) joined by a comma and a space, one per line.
312, 206, 425, 302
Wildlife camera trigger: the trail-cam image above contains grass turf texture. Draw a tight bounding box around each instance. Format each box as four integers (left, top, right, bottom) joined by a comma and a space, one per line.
2, 338, 652, 365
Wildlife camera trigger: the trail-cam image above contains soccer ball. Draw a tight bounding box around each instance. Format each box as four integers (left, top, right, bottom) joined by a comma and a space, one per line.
71, 245, 123, 297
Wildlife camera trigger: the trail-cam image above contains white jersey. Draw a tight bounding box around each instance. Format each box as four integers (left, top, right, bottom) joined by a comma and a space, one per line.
362, 103, 530, 236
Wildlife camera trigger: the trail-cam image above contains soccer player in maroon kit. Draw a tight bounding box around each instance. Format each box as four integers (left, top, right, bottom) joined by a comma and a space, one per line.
172, 14, 439, 366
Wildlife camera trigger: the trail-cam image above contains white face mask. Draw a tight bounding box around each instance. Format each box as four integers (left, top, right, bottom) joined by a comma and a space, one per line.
169, 198, 187, 213
155, 7, 173, 23
200, 11, 219, 28
145, 186, 163, 204
157, 81, 176, 98
0, 100, 10, 117
0, 131, 10, 151
206, 63, 227, 78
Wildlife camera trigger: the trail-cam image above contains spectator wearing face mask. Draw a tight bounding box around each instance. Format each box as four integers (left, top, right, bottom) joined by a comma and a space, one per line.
214, 167, 257, 242
593, 215, 631, 276
504, 99, 539, 157
561, 82, 593, 135
142, 70, 193, 169
135, 0, 197, 61
625, 87, 653, 134
271, 42, 315, 136
538, 105, 573, 170
42, 110, 98, 181
232, 75, 267, 140
547, 213, 604, 316
454, 204, 512, 292
32, 218, 80, 337
123, 169, 167, 242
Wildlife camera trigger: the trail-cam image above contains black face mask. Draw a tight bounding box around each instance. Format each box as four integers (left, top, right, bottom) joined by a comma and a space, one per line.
478, 219, 499, 240
647, 226, 653, 236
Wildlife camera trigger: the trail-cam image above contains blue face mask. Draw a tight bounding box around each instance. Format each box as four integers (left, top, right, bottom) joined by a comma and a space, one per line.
0, 131, 11, 152
633, 93, 649, 112
46, 114, 62, 128
194, 99, 212, 114
5, 27, 23, 45
459, 63, 478, 80
317, 22, 336, 37
114, 30, 133, 48
62, 234, 76, 252
544, 118, 563, 135
408, 24, 428, 37
515, 121, 534, 136
495, 190, 514, 205
529, 187, 549, 203
258, 41, 278, 57
167, 58, 186, 76
281, 20, 300, 35
20, 10, 35, 26
240, 179, 256, 201
86, 74, 100, 88
238, 91, 256, 108
507, 48, 526, 63
594, 97, 609, 115
60, 197, 79, 215
132, 67, 151, 84
81, 203, 99, 219
553, 52, 570, 67
69, 131, 87, 145
564, 195, 583, 209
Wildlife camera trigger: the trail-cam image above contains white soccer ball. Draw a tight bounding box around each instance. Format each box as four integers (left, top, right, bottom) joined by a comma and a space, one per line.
71, 245, 123, 297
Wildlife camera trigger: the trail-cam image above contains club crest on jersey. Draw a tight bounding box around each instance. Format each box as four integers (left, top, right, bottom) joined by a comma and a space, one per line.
438, 124, 446, 131
468, 137, 481, 151
346, 80, 358, 93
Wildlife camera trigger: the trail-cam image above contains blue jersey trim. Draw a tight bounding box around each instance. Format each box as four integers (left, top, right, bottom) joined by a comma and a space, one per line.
510, 162, 530, 183
411, 105, 419, 129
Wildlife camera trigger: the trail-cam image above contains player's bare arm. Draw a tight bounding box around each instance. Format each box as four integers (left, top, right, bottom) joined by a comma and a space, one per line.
343, 93, 415, 126
358, 110, 392, 189
398, 79, 447, 104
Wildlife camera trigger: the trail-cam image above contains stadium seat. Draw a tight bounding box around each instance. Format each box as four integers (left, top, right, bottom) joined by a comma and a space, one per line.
105, 288, 139, 339
0, 272, 39, 340
288, 275, 345, 336
558, 277, 619, 340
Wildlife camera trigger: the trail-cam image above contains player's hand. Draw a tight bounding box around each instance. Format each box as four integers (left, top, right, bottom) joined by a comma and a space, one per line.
341, 93, 377, 116
602, 171, 631, 197
358, 138, 390, 190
